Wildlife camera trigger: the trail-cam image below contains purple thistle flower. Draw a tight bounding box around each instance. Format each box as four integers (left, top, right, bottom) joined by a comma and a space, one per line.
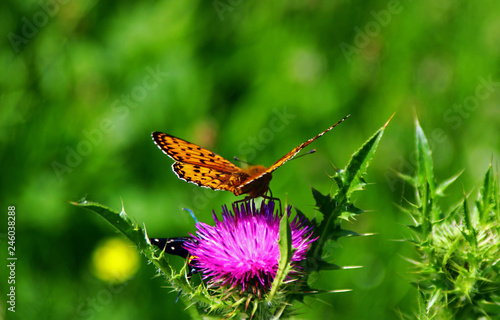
184, 201, 317, 292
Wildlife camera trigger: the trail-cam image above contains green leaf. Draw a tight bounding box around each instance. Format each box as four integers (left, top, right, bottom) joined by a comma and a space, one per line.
312, 188, 342, 242
415, 118, 436, 196
312, 187, 335, 216
71, 200, 149, 251
294, 207, 317, 227
340, 114, 393, 198
462, 196, 478, 251
315, 261, 342, 270
306, 116, 392, 275
344, 203, 364, 215
331, 229, 363, 238
435, 171, 463, 197
71, 200, 198, 298
393, 169, 418, 186
427, 288, 442, 313
268, 212, 293, 301
476, 164, 499, 223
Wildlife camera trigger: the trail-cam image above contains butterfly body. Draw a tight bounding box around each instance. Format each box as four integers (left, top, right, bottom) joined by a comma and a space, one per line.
149, 237, 193, 258
236, 165, 272, 197
152, 114, 349, 198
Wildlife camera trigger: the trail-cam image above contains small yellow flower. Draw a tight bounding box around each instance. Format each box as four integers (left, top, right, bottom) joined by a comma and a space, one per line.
92, 237, 139, 283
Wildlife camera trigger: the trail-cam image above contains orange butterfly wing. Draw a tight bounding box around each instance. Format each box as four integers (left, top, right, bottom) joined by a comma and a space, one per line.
152, 132, 247, 193
235, 114, 351, 195
153, 114, 349, 198
173, 162, 234, 191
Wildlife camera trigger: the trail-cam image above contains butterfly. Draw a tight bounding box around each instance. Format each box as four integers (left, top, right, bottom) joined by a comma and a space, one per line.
149, 237, 199, 275
152, 114, 350, 198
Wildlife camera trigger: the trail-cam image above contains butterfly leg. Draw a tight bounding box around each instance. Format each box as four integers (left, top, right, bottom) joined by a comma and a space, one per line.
233, 197, 251, 207
231, 197, 267, 212
233, 194, 283, 215
263, 196, 282, 214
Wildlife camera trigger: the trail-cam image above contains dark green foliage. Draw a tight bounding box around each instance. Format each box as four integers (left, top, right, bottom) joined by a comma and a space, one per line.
401, 119, 500, 320
307, 116, 391, 273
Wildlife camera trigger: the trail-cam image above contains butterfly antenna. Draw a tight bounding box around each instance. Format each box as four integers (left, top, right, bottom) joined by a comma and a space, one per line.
234, 156, 254, 166
292, 148, 317, 160
182, 208, 198, 224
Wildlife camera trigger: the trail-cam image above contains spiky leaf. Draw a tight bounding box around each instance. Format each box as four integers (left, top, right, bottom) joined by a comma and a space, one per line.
268, 212, 293, 301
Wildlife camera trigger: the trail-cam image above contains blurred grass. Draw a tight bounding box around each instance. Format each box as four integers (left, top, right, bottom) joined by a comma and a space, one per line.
1, 0, 499, 319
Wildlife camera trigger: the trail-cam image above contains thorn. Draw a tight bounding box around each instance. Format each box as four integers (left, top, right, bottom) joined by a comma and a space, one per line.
120, 197, 126, 214
384, 113, 396, 128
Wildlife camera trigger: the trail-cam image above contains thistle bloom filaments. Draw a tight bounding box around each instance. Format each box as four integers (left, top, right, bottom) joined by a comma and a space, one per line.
185, 201, 316, 291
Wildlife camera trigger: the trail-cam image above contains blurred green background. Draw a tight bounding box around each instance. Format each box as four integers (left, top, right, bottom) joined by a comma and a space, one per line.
1, 0, 499, 319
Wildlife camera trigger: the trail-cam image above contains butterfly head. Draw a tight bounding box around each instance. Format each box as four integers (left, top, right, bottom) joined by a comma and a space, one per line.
243, 165, 268, 178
